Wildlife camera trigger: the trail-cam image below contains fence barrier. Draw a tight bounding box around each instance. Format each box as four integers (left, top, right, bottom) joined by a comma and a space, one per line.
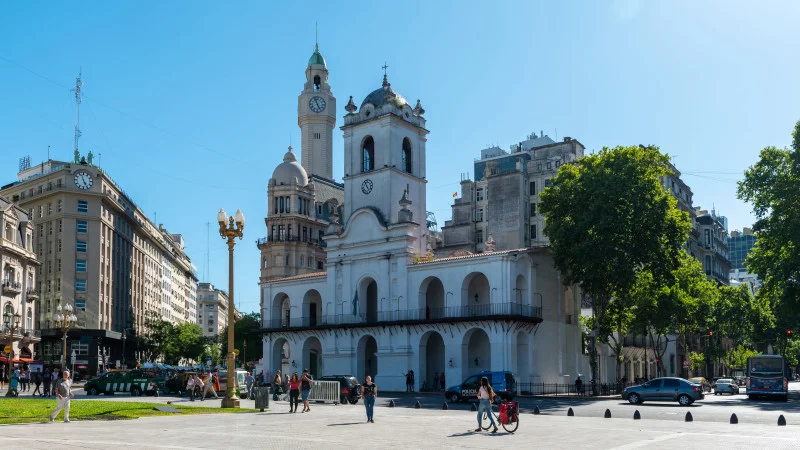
517, 382, 631, 397
309, 380, 340, 404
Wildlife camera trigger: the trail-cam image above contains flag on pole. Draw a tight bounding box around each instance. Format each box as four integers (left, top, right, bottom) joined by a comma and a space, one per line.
452, 192, 458, 198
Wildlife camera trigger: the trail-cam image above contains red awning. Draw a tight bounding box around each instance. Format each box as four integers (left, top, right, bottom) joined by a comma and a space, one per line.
18, 357, 33, 363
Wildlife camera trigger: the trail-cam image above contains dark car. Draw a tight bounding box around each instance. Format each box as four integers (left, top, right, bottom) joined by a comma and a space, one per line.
318, 375, 362, 405
445, 371, 516, 404
621, 377, 704, 406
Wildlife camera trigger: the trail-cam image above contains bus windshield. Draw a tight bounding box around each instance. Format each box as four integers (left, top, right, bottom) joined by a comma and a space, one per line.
748, 357, 785, 376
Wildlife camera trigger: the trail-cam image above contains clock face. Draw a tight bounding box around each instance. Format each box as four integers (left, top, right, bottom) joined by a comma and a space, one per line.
74, 172, 93, 190
309, 96, 326, 113
361, 179, 373, 195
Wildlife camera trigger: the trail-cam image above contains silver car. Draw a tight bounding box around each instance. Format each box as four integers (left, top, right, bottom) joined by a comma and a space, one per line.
714, 378, 740, 395
621, 377, 704, 406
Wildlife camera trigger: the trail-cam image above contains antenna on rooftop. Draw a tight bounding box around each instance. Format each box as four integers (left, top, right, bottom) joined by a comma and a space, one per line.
72, 70, 83, 159
19, 156, 31, 172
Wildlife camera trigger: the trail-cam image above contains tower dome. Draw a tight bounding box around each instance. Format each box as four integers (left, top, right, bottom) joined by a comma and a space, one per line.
271, 146, 309, 186
361, 74, 408, 109
308, 43, 326, 67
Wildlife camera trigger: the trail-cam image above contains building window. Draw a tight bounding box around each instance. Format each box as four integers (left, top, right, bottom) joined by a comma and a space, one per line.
475, 208, 483, 222
38, 205, 43, 218
547, 162, 552, 170
302, 227, 308, 242
77, 200, 88, 213
58, 219, 62, 232
476, 188, 484, 202
529, 181, 535, 195
285, 196, 290, 213
530, 224, 537, 240
48, 203, 52, 215
77, 240, 87, 252
76, 280, 87, 292
77, 220, 88, 233
57, 200, 62, 212
314, 132, 321, 139
544, 179, 552, 188
300, 256, 304, 267
317, 261, 323, 270
285, 254, 290, 266
476, 229, 484, 244
362, 136, 375, 172
75, 299, 86, 311
76, 259, 87, 273
313, 75, 321, 91
402, 138, 412, 173
530, 203, 537, 216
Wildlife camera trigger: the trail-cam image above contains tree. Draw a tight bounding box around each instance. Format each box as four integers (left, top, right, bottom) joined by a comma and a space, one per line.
724, 345, 759, 369
220, 312, 262, 368
539, 145, 691, 391
737, 120, 800, 333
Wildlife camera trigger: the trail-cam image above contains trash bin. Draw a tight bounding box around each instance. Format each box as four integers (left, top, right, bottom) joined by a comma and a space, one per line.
253, 387, 270, 412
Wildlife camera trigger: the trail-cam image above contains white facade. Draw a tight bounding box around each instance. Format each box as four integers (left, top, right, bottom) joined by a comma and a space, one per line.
258, 48, 586, 391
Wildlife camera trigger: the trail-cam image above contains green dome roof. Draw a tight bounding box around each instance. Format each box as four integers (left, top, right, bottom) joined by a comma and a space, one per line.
308, 43, 326, 67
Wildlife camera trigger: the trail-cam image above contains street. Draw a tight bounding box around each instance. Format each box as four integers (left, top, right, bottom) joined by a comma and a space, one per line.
1, 394, 799, 449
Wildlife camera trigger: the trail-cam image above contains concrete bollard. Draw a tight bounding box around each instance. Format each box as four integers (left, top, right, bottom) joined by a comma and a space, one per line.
471, 403, 478, 411
415, 401, 421, 409
567, 407, 574, 417
533, 405, 541, 415
633, 410, 641, 420
778, 415, 787, 426
685, 412, 693, 422
442, 402, 448, 410
388, 400, 395, 408
730, 413, 738, 424
604, 409, 611, 419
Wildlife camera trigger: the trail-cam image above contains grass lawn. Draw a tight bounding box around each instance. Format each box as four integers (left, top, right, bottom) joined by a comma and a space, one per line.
0, 398, 257, 424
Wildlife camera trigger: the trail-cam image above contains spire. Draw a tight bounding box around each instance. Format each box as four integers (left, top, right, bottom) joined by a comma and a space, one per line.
283, 145, 297, 162
308, 25, 326, 67
382, 62, 390, 88
345, 96, 357, 113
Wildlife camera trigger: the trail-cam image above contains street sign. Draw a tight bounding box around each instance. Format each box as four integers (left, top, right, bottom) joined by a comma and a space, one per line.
3, 345, 10, 354
682, 361, 689, 367
71, 355, 76, 365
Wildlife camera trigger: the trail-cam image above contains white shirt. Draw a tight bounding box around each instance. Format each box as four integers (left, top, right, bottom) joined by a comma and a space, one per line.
479, 386, 490, 400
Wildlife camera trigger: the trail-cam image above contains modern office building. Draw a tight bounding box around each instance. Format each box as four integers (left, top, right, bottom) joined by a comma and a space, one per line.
728, 228, 756, 271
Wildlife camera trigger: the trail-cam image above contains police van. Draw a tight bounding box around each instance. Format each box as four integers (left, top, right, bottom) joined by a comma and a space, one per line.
84, 369, 159, 396
444, 370, 516, 404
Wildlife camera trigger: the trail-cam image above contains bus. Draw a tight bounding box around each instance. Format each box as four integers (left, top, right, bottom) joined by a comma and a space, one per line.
746, 354, 789, 401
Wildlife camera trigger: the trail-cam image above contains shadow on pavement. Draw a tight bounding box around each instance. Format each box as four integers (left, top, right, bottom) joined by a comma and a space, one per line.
328, 422, 365, 426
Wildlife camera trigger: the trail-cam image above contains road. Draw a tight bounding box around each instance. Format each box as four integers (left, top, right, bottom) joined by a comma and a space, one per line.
1, 396, 799, 449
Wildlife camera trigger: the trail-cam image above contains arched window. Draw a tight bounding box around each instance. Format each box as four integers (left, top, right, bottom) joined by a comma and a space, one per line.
26, 308, 32, 329
362, 136, 375, 172
279, 197, 285, 213
3, 303, 12, 328
402, 138, 412, 173
313, 75, 321, 91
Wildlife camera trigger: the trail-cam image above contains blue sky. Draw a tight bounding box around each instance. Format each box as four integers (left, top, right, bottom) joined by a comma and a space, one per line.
2, 1, 798, 314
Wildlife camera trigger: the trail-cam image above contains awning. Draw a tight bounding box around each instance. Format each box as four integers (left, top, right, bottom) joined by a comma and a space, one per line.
18, 357, 33, 363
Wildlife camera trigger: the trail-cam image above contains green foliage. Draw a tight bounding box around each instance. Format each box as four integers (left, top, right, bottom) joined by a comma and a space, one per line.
689, 351, 705, 372
138, 310, 209, 365
783, 338, 800, 367
724, 345, 759, 369
220, 312, 262, 367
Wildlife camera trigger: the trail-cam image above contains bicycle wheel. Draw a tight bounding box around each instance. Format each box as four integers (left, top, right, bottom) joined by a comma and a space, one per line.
480, 409, 492, 430
501, 409, 519, 433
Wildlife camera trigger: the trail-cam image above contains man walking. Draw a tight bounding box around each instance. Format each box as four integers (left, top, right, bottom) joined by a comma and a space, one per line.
202, 373, 218, 400
49, 369, 74, 423
32, 368, 42, 396
245, 371, 254, 400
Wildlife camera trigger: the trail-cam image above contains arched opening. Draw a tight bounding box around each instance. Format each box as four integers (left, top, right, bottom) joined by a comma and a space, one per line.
272, 293, 291, 328
302, 289, 322, 327
419, 331, 446, 392
302, 336, 323, 378
515, 331, 530, 384
418, 277, 445, 320
362, 136, 375, 172
462, 328, 491, 380
514, 274, 527, 305
272, 338, 290, 378
461, 272, 490, 316
19, 346, 32, 359
402, 138, 412, 173
358, 277, 378, 323
357, 335, 378, 382
313, 75, 321, 91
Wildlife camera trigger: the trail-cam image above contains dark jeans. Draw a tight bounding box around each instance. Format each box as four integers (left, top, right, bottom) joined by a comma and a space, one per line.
289, 389, 300, 411
43, 381, 51, 396
33, 382, 42, 395
364, 395, 375, 421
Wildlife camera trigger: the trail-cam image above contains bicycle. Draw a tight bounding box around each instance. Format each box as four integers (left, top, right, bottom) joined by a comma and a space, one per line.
480, 400, 519, 433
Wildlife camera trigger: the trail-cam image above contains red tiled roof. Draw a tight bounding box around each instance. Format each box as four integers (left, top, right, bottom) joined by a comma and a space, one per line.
266, 271, 327, 283
412, 247, 536, 265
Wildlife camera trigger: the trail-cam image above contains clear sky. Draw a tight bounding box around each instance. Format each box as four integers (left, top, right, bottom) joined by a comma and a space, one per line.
2, 0, 798, 314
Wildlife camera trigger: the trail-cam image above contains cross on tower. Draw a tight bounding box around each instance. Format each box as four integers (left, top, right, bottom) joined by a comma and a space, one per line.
382, 62, 389, 76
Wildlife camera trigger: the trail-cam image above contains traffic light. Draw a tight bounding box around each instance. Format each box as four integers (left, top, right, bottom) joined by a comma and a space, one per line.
709, 331, 713, 336
787, 329, 792, 336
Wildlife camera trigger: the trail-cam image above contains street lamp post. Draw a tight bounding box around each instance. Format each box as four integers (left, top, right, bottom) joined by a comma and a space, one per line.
3, 308, 21, 394
243, 340, 247, 370
217, 207, 245, 409
51, 303, 77, 371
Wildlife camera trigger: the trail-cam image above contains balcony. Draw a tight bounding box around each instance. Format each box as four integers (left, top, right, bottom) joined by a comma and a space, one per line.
25, 287, 39, 300
263, 302, 542, 331
257, 235, 326, 248
2, 281, 22, 296
20, 329, 42, 344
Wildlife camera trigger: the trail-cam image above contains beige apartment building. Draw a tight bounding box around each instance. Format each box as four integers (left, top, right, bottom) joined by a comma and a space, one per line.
1, 198, 41, 366
195, 282, 229, 339
0, 156, 197, 374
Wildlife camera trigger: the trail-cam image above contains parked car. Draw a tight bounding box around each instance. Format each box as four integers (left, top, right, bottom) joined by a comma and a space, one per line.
714, 378, 740, 395
318, 375, 362, 404
84, 369, 159, 396
621, 377, 704, 406
688, 377, 712, 393
445, 371, 516, 404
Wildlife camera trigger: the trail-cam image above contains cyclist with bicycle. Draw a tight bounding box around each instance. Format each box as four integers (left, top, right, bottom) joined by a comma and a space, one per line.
475, 377, 498, 433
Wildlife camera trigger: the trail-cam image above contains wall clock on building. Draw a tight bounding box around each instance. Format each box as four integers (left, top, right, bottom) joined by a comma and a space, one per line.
74, 172, 93, 190
361, 179, 373, 195
309, 96, 326, 113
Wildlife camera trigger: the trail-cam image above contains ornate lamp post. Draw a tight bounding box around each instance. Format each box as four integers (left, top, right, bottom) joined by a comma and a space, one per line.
217, 208, 244, 408
52, 303, 77, 370
3, 308, 21, 391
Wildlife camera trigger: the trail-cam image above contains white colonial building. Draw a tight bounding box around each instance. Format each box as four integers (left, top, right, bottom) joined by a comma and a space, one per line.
259, 44, 586, 391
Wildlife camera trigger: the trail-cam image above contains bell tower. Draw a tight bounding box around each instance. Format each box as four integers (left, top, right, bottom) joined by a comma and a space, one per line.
298, 38, 336, 180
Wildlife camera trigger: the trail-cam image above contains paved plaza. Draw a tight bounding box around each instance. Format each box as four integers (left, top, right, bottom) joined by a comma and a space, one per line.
1, 395, 800, 449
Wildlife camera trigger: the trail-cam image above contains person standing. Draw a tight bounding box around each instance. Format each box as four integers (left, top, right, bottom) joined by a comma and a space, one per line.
186, 374, 196, 401
288, 373, 300, 413
362, 375, 377, 423
405, 370, 412, 392
439, 372, 445, 392
245, 371, 254, 400
433, 372, 439, 391
474, 377, 498, 433
410, 370, 415, 392
0, 365, 4, 391
49, 369, 74, 423
20, 368, 29, 393
272, 371, 283, 401
575, 376, 583, 395
32, 368, 42, 396
300, 369, 313, 413
42, 368, 51, 397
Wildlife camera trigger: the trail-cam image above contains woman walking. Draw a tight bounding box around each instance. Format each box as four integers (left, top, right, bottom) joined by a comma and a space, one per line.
300, 369, 313, 412
288, 373, 300, 413
362, 375, 377, 423
272, 371, 283, 401
475, 377, 498, 433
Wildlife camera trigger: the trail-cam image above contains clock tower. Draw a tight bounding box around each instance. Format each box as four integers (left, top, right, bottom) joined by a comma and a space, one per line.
298, 41, 336, 180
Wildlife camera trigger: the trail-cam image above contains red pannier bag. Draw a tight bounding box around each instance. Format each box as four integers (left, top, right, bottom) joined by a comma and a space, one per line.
499, 402, 509, 424
509, 401, 518, 422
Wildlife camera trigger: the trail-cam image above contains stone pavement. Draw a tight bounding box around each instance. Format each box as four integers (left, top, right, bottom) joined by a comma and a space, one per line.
1, 399, 799, 449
